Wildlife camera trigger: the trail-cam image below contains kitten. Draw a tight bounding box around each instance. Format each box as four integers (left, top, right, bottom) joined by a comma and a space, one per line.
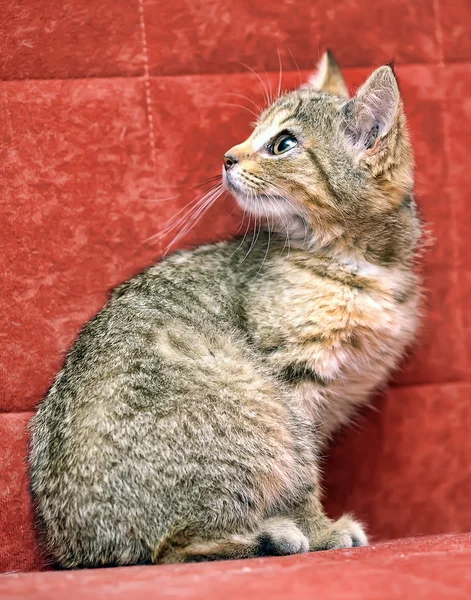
29, 51, 421, 568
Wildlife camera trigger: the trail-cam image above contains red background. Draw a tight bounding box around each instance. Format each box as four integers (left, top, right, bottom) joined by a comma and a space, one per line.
1, 0, 471, 589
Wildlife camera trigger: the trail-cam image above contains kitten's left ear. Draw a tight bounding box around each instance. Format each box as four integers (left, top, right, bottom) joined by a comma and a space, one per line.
341, 65, 401, 155
304, 49, 349, 99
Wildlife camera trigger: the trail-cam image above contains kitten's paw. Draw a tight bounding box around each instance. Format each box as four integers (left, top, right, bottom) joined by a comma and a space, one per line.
310, 515, 368, 551
257, 517, 310, 556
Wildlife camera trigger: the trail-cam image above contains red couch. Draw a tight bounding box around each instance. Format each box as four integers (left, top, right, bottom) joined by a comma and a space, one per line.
1, 0, 471, 597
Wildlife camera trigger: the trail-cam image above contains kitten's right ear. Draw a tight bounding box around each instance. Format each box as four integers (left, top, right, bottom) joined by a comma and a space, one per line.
304, 50, 349, 99
341, 65, 401, 156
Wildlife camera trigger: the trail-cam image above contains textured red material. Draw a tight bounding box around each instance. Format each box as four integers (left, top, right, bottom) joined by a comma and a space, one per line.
1, 1, 144, 79
1, 535, 471, 600
1, 0, 471, 596
145, 0, 440, 74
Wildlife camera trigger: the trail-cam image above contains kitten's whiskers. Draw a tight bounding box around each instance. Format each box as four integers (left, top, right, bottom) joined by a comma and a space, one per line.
220, 103, 259, 119
231, 208, 254, 260
240, 190, 262, 264
286, 46, 303, 89
145, 182, 224, 253
240, 62, 271, 107
276, 49, 283, 99
223, 92, 263, 115
267, 193, 291, 258
257, 198, 272, 276
164, 185, 224, 254
145, 175, 222, 202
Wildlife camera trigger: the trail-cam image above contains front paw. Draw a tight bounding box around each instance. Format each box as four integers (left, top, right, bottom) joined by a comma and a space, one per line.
310, 515, 368, 551
258, 517, 310, 556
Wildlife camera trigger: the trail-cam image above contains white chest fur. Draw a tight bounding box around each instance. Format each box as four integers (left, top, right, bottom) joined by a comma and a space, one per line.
298, 258, 419, 436
252, 254, 421, 439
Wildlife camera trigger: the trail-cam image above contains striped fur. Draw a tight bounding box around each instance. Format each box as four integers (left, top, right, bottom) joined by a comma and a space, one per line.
29, 53, 420, 568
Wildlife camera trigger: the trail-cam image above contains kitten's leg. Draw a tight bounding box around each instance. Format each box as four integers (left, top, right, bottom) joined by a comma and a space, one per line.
153, 516, 309, 564
294, 490, 368, 551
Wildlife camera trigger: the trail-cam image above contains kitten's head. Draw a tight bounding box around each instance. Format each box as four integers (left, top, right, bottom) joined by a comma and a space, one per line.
223, 51, 415, 252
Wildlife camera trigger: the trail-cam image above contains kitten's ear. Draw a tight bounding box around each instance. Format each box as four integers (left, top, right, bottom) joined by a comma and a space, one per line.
341, 65, 401, 155
304, 50, 349, 99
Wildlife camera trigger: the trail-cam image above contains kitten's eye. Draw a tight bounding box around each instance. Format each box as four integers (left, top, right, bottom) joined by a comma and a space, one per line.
270, 134, 298, 155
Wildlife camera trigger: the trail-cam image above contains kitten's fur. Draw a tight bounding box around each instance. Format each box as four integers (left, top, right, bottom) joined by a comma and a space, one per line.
29, 52, 421, 568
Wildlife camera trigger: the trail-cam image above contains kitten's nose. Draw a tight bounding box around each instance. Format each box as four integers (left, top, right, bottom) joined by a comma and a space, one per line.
223, 154, 238, 171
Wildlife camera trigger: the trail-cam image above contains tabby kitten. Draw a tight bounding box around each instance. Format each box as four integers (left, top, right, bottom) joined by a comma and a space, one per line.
29, 51, 421, 568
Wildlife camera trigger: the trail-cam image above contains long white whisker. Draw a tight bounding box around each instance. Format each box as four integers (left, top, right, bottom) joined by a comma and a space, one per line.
258, 62, 275, 104
145, 177, 222, 204
223, 92, 262, 114
231, 205, 254, 259
148, 196, 209, 241
240, 63, 271, 107
164, 202, 213, 252
170, 193, 218, 244
269, 194, 291, 258
255, 215, 263, 246
146, 183, 223, 245
258, 62, 274, 104
277, 49, 283, 99
220, 102, 259, 119
145, 193, 183, 203
235, 203, 249, 235
257, 178, 307, 227
267, 186, 306, 229
253, 177, 311, 251
164, 186, 224, 254
280, 204, 292, 257
257, 199, 271, 276
286, 46, 303, 88
240, 192, 262, 264
151, 174, 221, 191
170, 185, 224, 241
146, 199, 203, 244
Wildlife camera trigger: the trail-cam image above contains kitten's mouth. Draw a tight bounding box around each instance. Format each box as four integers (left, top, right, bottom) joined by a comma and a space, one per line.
224, 170, 278, 207
233, 190, 294, 219
223, 169, 250, 198
224, 170, 309, 240
224, 169, 306, 230
223, 171, 242, 194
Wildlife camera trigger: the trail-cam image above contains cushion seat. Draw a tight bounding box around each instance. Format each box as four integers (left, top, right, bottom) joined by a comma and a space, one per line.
2, 0, 471, 596
2, 534, 471, 600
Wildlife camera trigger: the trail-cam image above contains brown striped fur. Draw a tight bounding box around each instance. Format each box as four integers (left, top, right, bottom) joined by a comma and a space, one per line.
29, 52, 420, 568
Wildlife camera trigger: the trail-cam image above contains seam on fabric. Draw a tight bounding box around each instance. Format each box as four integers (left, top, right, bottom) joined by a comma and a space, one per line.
1, 60, 471, 84
137, 0, 156, 167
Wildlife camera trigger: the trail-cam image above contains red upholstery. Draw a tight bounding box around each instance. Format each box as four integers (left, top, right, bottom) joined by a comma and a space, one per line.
1, 0, 471, 596
1, 534, 471, 600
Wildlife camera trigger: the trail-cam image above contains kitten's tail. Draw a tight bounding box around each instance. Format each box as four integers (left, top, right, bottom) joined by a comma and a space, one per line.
153, 516, 309, 563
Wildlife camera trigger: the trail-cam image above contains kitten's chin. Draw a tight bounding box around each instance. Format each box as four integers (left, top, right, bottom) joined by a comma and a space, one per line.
231, 191, 281, 217
230, 193, 309, 242
223, 170, 246, 197
223, 171, 310, 240
222, 173, 255, 211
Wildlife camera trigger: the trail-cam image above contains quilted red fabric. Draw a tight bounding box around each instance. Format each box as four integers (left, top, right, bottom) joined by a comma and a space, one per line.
1, 0, 471, 596
2, 535, 471, 600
